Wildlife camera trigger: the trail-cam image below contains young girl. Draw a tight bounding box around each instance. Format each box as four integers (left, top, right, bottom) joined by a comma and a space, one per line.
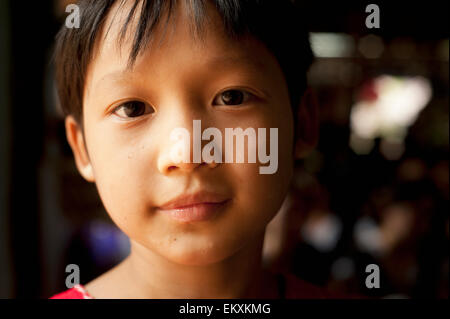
50, 0, 332, 299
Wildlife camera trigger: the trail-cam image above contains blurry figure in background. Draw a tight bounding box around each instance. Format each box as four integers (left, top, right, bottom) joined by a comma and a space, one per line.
264, 155, 449, 298
264, 167, 343, 287
428, 160, 449, 298
350, 158, 449, 298
352, 202, 417, 298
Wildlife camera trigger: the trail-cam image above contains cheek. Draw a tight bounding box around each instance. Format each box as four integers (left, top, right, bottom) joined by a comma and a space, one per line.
84, 128, 158, 227
225, 113, 294, 226
230, 162, 292, 223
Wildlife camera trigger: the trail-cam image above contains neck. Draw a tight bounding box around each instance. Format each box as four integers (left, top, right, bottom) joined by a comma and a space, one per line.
119, 232, 277, 298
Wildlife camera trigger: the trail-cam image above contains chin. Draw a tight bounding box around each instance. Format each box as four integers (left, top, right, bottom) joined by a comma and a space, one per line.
163, 241, 236, 266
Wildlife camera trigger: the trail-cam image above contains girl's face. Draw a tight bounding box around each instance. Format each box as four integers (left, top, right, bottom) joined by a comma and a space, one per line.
71, 1, 294, 266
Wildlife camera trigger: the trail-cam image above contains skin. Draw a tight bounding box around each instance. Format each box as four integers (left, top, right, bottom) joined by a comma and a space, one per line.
65, 0, 318, 298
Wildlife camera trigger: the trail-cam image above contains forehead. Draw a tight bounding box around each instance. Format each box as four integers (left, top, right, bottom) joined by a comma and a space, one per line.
84, 0, 281, 99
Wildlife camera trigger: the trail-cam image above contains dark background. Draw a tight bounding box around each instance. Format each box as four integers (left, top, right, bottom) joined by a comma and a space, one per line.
0, 0, 448, 298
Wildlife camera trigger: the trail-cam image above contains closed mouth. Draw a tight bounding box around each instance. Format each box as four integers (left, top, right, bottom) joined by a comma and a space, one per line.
158, 191, 230, 222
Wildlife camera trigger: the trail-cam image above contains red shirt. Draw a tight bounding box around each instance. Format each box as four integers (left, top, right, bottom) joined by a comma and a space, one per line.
50, 284, 93, 299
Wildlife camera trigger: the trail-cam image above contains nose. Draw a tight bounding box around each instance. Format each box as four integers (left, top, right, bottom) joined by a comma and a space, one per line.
157, 146, 219, 175
156, 120, 219, 175
164, 160, 217, 174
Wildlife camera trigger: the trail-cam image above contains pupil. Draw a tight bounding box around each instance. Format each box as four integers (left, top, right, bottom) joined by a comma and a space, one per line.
222, 90, 243, 105
124, 101, 145, 117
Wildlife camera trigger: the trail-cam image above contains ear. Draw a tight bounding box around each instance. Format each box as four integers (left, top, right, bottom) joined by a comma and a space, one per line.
294, 87, 319, 159
65, 116, 95, 182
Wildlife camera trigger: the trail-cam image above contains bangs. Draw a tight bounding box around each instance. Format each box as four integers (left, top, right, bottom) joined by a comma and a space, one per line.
54, 0, 313, 122
110, 0, 258, 67
113, 0, 207, 67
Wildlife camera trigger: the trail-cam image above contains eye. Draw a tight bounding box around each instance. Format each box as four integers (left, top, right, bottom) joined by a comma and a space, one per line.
113, 100, 154, 118
213, 89, 252, 106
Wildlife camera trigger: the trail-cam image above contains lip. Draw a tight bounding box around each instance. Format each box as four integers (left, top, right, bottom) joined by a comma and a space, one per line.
157, 191, 229, 222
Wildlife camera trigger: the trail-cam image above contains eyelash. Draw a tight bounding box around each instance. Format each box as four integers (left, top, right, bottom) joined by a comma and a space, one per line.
212, 89, 254, 106
111, 89, 255, 119
112, 100, 154, 119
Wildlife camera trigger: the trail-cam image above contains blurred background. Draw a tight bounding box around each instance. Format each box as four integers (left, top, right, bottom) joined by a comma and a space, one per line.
0, 0, 448, 298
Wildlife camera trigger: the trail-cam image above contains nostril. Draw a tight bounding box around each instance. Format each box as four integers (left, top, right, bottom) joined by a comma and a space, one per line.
167, 166, 177, 172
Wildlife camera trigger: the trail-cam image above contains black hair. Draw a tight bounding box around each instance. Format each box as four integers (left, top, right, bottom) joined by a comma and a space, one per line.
54, 0, 313, 124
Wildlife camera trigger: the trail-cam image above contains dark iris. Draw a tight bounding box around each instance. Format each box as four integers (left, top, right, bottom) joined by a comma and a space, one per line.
121, 101, 147, 117
221, 90, 244, 105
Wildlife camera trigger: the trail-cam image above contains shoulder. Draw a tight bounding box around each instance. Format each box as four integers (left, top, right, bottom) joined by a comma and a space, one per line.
49, 284, 93, 299
283, 273, 351, 299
